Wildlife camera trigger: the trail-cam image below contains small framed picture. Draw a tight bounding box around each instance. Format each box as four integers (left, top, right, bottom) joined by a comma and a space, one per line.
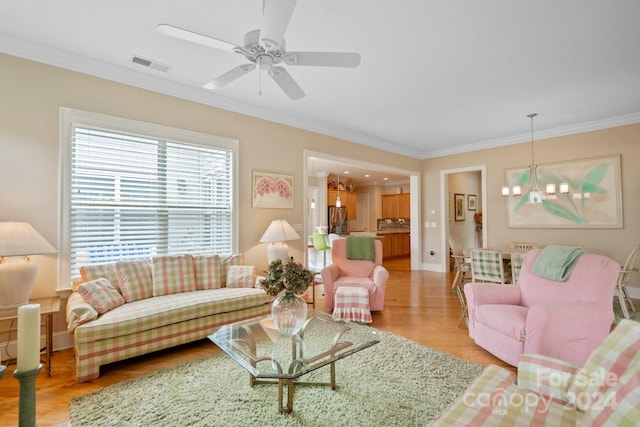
467, 194, 477, 211
454, 193, 465, 221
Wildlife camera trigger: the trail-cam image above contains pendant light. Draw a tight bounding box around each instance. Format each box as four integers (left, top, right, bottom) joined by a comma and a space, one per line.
335, 171, 342, 207
502, 113, 569, 204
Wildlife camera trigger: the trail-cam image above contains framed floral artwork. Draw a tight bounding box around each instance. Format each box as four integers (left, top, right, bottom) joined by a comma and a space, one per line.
505, 154, 623, 228
454, 193, 465, 221
467, 194, 477, 211
252, 171, 294, 209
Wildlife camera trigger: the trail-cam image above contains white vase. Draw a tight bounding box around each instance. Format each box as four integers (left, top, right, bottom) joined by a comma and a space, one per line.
271, 292, 308, 337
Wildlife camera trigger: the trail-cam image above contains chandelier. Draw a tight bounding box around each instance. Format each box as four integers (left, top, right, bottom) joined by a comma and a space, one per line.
502, 113, 569, 204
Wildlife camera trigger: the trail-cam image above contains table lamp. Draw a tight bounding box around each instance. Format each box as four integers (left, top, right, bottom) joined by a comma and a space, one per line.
0, 222, 56, 314
259, 219, 300, 264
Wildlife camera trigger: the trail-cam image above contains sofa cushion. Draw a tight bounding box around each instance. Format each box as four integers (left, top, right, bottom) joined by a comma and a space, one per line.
226, 265, 255, 288
77, 278, 125, 314
80, 263, 120, 293
115, 259, 153, 302
73, 287, 269, 343
66, 292, 99, 333
152, 255, 196, 296
220, 254, 244, 284
193, 255, 223, 290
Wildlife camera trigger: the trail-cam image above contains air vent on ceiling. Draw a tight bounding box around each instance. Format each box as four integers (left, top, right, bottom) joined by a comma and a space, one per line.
131, 55, 170, 72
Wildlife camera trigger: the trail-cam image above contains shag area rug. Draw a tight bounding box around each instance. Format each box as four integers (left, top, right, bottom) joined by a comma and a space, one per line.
70, 324, 483, 427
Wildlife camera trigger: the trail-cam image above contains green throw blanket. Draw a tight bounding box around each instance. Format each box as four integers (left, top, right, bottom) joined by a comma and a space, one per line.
532, 245, 588, 281
346, 236, 376, 261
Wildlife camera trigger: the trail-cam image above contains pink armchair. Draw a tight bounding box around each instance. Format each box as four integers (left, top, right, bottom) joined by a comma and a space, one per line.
321, 238, 389, 311
465, 248, 620, 366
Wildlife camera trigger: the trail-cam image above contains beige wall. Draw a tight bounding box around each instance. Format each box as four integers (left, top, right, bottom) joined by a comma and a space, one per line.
422, 125, 640, 284
0, 52, 420, 302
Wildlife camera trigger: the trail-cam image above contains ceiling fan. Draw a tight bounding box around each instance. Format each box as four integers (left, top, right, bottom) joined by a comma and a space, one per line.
156, 0, 361, 100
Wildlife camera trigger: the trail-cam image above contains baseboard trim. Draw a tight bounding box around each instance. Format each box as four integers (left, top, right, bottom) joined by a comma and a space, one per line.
0, 331, 74, 363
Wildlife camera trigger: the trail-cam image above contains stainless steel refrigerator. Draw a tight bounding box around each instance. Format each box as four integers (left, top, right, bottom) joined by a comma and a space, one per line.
328, 206, 348, 234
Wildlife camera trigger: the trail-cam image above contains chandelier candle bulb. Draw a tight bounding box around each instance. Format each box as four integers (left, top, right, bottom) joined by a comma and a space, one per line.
501, 186, 509, 196
17, 304, 40, 372
560, 183, 570, 194
546, 183, 556, 195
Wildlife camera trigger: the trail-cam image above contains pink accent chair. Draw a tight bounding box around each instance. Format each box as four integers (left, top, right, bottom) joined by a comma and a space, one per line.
464, 248, 620, 366
321, 238, 389, 311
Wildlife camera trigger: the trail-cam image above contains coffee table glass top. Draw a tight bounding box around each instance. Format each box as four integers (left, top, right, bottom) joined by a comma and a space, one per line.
208, 309, 380, 380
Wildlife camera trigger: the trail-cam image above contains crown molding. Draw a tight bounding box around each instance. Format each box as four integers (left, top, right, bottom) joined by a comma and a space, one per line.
421, 112, 640, 159
2, 33, 638, 162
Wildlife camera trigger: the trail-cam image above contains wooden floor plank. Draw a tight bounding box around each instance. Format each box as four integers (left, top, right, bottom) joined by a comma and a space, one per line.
0, 257, 509, 426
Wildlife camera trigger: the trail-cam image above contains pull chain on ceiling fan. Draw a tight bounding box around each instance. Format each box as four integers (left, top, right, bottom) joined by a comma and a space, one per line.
156, 0, 361, 100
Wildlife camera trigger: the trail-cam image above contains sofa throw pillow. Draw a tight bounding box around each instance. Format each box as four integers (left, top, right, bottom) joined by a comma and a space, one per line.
152, 255, 196, 296
115, 259, 153, 302
226, 265, 255, 288
66, 292, 99, 333
193, 255, 222, 290
80, 263, 120, 293
77, 278, 126, 314
220, 254, 244, 284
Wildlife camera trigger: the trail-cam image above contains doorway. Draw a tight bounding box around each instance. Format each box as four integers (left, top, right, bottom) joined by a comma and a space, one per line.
440, 165, 487, 273
305, 150, 421, 270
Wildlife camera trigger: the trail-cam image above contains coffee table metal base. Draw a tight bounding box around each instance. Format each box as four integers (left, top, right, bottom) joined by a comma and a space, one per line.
250, 362, 337, 413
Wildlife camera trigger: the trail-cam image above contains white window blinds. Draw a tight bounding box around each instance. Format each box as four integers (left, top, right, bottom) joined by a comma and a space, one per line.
69, 124, 234, 277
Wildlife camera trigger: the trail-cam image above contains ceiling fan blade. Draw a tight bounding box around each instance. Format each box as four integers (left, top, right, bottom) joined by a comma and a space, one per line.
203, 64, 256, 90
284, 52, 361, 67
260, 0, 296, 49
268, 66, 305, 100
157, 24, 238, 53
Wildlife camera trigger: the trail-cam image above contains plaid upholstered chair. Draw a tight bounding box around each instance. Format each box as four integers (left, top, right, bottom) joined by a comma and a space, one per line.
430, 319, 640, 426
510, 251, 526, 284
469, 248, 505, 284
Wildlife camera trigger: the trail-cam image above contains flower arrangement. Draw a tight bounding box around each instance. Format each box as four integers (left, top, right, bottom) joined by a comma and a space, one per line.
259, 259, 314, 297
474, 212, 483, 231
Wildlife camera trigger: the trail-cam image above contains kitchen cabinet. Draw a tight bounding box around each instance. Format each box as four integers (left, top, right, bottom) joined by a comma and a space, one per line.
398, 193, 410, 218
328, 189, 357, 219
377, 232, 411, 259
381, 193, 410, 219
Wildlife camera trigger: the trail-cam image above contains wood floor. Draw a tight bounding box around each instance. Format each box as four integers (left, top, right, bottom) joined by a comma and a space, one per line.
0, 258, 511, 426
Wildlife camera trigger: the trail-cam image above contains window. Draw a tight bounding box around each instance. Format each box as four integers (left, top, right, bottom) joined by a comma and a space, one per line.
60, 109, 238, 286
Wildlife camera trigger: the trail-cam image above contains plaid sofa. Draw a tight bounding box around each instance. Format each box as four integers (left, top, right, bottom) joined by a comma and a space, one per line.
429, 319, 640, 426
66, 254, 271, 382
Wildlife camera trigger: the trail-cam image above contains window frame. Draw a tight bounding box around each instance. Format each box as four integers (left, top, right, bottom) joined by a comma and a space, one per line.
58, 108, 239, 289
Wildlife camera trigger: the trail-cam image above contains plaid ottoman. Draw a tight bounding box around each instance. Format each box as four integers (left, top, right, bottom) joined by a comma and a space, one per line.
332, 286, 372, 323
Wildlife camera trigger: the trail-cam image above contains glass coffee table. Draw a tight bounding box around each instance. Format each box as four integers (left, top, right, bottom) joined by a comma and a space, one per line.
208, 309, 380, 413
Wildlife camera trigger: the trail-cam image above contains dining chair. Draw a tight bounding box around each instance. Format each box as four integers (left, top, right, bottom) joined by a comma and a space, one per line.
470, 248, 506, 284
509, 242, 538, 253
448, 235, 471, 328
510, 252, 525, 284
617, 244, 639, 319
448, 235, 471, 292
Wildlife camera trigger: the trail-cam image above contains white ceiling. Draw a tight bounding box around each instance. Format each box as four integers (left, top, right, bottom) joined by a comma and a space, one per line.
1, 1, 640, 160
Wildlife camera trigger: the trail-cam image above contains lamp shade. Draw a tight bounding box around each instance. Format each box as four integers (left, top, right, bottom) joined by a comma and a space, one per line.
259, 219, 300, 243
0, 222, 56, 313
0, 222, 56, 256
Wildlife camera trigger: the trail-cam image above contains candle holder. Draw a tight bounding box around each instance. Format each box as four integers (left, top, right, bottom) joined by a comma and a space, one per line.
13, 364, 42, 427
